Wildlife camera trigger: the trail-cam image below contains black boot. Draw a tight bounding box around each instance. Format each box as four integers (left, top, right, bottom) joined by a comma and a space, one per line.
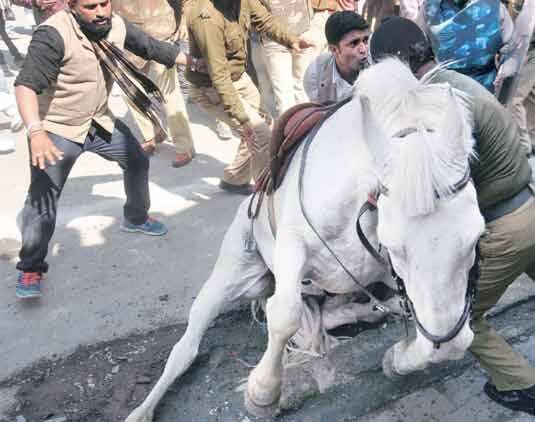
484, 382, 535, 415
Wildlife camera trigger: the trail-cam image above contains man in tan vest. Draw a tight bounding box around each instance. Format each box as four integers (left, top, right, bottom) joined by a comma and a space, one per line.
114, 0, 197, 167
304, 11, 369, 102
13, 0, 201, 299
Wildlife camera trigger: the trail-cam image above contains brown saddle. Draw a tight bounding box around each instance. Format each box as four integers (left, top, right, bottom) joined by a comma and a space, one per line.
262, 102, 335, 194
249, 99, 350, 221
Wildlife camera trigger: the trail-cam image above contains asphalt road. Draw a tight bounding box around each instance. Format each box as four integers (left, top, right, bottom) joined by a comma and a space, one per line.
0, 7, 248, 382
2, 11, 535, 422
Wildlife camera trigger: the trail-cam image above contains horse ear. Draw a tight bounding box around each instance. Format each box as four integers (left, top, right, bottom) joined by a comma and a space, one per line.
358, 94, 391, 178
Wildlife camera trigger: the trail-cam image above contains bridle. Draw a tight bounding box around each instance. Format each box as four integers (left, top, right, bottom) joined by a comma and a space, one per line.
284, 110, 480, 349
356, 126, 480, 349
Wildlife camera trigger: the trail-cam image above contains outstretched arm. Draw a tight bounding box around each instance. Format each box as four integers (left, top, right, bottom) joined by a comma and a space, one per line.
14, 25, 65, 169
123, 19, 197, 68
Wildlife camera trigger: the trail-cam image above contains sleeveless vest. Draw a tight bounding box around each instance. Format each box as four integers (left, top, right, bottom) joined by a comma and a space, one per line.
424, 0, 502, 92
37, 11, 127, 143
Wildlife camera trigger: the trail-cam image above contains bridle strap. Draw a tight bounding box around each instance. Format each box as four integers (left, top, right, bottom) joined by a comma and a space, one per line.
356, 169, 477, 349
406, 288, 472, 349
297, 99, 392, 314
356, 200, 389, 269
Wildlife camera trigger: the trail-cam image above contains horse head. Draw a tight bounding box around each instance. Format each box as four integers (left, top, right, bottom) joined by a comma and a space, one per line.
355, 59, 485, 376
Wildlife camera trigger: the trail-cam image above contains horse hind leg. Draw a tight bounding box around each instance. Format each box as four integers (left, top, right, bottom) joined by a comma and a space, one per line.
245, 236, 306, 417
125, 205, 270, 422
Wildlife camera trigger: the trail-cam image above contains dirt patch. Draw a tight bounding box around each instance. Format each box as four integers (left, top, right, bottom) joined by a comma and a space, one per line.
1, 308, 264, 422
1, 307, 377, 422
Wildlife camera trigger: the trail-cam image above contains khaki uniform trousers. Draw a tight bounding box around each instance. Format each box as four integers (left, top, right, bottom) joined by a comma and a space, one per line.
510, 48, 535, 154
262, 10, 329, 117
189, 72, 270, 185
469, 193, 535, 391
127, 61, 194, 154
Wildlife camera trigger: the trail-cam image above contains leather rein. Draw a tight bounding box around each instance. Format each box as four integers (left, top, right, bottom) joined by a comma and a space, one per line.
257, 109, 480, 349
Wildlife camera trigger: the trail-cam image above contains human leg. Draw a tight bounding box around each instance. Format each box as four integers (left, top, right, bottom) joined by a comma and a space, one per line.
470, 198, 535, 405
225, 73, 271, 185
261, 38, 296, 117
249, 31, 276, 116
83, 121, 160, 232
147, 62, 195, 155
0, 13, 22, 60
16, 134, 83, 276
189, 79, 270, 189
293, 11, 329, 104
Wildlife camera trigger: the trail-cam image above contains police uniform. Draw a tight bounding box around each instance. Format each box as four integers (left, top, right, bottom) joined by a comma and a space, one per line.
186, 0, 298, 186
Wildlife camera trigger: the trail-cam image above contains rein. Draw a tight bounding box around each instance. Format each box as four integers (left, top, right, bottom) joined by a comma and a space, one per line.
296, 100, 393, 314
356, 160, 479, 349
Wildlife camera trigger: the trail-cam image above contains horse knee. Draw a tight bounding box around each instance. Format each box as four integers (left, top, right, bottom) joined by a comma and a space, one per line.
266, 297, 302, 341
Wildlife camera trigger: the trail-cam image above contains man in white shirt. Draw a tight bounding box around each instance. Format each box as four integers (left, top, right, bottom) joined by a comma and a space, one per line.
303, 11, 369, 103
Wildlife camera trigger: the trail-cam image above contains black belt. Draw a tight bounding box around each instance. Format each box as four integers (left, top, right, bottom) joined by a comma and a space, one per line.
482, 186, 533, 223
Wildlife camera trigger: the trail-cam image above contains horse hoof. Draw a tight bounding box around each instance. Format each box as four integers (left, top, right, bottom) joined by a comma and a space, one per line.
382, 346, 403, 381
244, 387, 280, 418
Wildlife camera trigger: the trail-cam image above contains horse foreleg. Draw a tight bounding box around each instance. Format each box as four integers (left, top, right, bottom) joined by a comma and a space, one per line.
126, 206, 270, 422
245, 237, 305, 417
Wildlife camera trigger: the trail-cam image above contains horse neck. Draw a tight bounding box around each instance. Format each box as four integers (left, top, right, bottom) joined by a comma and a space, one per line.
315, 99, 379, 204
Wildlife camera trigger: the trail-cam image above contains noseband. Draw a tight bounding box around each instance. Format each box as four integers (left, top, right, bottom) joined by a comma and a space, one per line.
357, 126, 480, 350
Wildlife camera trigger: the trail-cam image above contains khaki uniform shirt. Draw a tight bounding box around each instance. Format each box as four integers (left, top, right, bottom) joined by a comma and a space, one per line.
186, 0, 298, 123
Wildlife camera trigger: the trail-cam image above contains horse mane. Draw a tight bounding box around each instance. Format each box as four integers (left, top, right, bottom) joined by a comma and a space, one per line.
355, 58, 475, 216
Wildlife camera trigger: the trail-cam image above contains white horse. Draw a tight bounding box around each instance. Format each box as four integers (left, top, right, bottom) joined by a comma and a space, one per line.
125, 59, 485, 422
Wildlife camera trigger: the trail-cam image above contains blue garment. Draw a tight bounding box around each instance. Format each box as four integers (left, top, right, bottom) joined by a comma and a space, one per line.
424, 0, 502, 92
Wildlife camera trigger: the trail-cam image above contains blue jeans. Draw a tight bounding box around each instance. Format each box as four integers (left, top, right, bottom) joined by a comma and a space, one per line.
16, 120, 150, 273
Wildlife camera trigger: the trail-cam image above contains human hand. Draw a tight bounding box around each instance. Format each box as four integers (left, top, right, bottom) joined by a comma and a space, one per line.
29, 131, 64, 170
291, 36, 315, 53
183, 55, 208, 73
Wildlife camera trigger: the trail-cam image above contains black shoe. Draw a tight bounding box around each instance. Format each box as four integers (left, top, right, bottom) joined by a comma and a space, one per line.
484, 382, 535, 415
219, 180, 253, 196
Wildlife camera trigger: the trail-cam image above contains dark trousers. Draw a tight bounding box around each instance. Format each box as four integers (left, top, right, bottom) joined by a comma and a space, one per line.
17, 120, 150, 273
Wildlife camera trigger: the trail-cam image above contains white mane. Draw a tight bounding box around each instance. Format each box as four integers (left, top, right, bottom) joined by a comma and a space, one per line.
355, 58, 475, 216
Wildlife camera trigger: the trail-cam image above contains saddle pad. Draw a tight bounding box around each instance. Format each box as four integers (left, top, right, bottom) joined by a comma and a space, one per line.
270, 102, 330, 192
